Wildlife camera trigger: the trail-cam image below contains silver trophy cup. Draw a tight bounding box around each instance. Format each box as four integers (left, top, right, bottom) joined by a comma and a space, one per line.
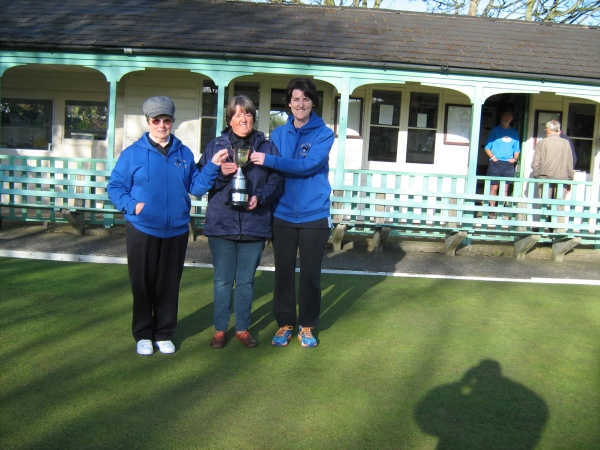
226, 147, 252, 206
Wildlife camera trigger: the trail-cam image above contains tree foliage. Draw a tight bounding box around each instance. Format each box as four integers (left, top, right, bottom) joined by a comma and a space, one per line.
422, 0, 600, 24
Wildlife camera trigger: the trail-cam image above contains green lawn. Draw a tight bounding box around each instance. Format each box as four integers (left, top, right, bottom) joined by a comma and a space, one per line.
1, 257, 600, 449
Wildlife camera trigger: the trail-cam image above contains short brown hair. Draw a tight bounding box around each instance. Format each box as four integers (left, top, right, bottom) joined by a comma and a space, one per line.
226, 95, 257, 126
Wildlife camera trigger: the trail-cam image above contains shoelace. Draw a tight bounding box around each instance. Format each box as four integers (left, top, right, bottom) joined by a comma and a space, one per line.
275, 325, 293, 336
300, 327, 314, 338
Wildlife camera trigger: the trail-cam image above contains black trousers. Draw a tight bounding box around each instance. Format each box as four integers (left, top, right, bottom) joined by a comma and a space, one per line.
126, 222, 188, 342
272, 224, 330, 329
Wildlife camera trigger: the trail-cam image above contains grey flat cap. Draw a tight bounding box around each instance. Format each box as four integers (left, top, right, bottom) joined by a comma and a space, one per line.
143, 96, 175, 118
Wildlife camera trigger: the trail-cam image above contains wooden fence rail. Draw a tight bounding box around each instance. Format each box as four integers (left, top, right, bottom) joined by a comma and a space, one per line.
2, 157, 599, 259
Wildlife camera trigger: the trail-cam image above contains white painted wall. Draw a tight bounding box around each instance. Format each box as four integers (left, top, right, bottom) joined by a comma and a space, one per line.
2, 65, 596, 184
1, 65, 112, 158
123, 69, 203, 160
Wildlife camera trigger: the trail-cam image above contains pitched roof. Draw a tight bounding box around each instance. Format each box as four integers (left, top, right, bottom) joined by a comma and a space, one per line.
1, 0, 599, 83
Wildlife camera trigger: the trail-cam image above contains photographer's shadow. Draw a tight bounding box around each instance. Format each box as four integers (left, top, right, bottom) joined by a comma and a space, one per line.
414, 359, 548, 450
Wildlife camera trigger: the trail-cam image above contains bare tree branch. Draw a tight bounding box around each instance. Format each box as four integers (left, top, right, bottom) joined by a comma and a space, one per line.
253, 0, 599, 23
424, 0, 600, 24
469, 0, 480, 15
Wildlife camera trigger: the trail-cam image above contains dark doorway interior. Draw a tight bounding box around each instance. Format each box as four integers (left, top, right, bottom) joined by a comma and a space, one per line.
476, 93, 528, 194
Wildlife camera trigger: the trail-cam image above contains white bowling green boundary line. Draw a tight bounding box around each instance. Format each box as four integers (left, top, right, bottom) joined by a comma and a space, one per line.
1, 249, 600, 286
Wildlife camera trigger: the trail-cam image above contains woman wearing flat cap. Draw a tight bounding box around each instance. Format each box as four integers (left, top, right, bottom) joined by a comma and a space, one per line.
108, 95, 228, 356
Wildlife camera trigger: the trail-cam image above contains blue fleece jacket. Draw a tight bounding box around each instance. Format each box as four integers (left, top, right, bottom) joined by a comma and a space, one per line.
107, 132, 219, 238
264, 113, 334, 224
484, 125, 520, 161
198, 129, 283, 239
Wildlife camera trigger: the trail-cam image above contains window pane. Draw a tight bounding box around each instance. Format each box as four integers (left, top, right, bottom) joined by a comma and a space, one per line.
269, 88, 324, 132
234, 83, 260, 127
270, 88, 289, 132
223, 86, 229, 127
406, 129, 436, 164
567, 103, 596, 139
534, 111, 562, 141
315, 91, 323, 118
335, 97, 363, 138
408, 93, 438, 128
573, 138, 592, 172
370, 90, 400, 126
200, 118, 217, 152
1, 98, 53, 149
202, 80, 218, 117
368, 127, 398, 162
234, 83, 260, 107
65, 100, 108, 140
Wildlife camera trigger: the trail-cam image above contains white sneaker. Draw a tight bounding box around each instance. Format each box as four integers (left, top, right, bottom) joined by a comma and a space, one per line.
136, 339, 153, 356
154, 340, 176, 354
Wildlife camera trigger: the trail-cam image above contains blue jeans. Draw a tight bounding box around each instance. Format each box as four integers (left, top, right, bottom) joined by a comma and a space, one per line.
208, 237, 265, 332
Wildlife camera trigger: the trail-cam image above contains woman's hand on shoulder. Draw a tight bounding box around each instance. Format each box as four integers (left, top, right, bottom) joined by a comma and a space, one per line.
211, 149, 229, 166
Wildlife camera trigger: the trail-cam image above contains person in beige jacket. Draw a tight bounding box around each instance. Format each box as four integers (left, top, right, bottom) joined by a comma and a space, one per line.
532, 119, 574, 200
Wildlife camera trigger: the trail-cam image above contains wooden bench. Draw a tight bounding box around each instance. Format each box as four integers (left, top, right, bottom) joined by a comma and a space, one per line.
330, 172, 600, 261
3, 158, 599, 262
189, 197, 209, 241
1, 155, 120, 234
0, 155, 214, 239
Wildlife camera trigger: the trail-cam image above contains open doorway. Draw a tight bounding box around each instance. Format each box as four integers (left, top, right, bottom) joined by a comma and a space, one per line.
476, 93, 528, 193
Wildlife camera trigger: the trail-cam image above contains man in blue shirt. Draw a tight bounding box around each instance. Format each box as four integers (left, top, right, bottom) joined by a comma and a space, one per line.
483, 109, 520, 219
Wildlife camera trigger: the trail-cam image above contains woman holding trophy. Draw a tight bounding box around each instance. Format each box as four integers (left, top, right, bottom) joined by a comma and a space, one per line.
250, 78, 335, 348
197, 95, 283, 349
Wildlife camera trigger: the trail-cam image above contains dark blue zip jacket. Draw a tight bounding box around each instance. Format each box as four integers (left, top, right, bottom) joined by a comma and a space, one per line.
197, 129, 283, 239
264, 113, 334, 223
107, 132, 219, 238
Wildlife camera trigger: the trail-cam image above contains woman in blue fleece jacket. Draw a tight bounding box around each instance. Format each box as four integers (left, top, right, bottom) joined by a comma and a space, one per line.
198, 95, 283, 349
107, 96, 227, 356
250, 78, 334, 348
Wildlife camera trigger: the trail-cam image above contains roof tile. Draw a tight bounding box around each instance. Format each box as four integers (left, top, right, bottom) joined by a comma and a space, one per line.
0, 0, 598, 82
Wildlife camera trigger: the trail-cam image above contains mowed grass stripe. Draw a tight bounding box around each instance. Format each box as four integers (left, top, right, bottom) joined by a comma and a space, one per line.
1, 257, 599, 449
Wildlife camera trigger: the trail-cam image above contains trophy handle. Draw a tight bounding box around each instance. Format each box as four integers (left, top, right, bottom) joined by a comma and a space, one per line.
244, 146, 254, 167
225, 144, 234, 164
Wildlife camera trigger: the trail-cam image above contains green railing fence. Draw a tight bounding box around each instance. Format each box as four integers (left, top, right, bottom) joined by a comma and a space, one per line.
2, 156, 599, 250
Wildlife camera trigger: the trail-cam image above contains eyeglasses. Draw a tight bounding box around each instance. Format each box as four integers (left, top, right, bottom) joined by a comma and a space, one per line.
150, 117, 174, 125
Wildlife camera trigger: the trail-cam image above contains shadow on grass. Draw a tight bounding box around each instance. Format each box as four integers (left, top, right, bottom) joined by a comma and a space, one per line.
173, 302, 214, 347
414, 359, 549, 450
322, 236, 408, 273
318, 273, 385, 331
245, 269, 387, 342
7, 259, 583, 449
176, 268, 278, 345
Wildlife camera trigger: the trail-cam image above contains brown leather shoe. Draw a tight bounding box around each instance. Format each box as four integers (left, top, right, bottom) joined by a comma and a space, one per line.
236, 330, 258, 348
210, 331, 226, 349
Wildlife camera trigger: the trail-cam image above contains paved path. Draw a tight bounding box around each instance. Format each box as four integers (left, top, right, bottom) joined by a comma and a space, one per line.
1, 222, 600, 285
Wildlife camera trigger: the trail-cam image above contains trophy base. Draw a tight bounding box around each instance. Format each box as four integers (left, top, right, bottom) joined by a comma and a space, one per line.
226, 200, 249, 207
226, 190, 249, 206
